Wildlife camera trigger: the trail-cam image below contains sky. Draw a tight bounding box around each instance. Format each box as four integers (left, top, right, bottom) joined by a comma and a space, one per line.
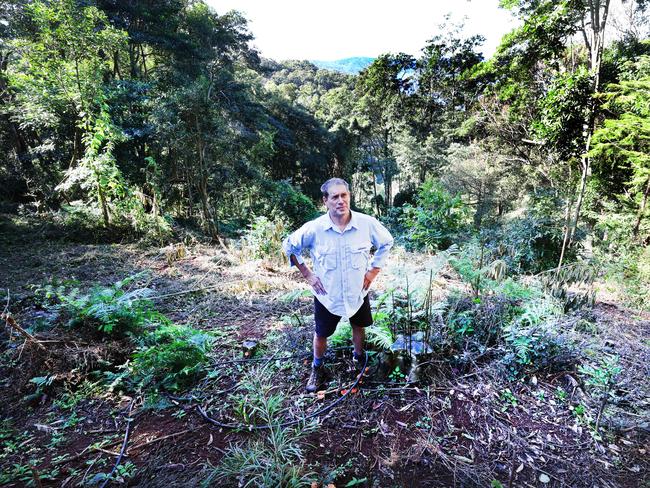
205, 0, 520, 61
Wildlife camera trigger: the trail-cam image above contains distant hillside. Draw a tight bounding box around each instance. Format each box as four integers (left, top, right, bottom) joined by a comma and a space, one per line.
311, 57, 374, 74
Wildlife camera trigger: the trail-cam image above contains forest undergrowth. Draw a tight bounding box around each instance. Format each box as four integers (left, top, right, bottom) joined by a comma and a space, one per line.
0, 218, 648, 488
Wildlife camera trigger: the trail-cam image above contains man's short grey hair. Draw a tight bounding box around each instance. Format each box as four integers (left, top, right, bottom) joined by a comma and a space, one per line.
320, 178, 350, 198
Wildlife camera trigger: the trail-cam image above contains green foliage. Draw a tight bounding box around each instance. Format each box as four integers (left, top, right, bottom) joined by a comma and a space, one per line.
534, 66, 591, 160
87, 462, 137, 486
579, 355, 621, 394
445, 293, 517, 348
131, 324, 212, 391
591, 57, 650, 239
401, 180, 468, 251
602, 246, 650, 311
538, 261, 599, 312
578, 354, 623, 433
443, 273, 577, 378
36, 273, 166, 335
501, 295, 576, 377
499, 388, 518, 411
481, 190, 574, 274
328, 319, 394, 351
244, 215, 288, 263
261, 180, 319, 228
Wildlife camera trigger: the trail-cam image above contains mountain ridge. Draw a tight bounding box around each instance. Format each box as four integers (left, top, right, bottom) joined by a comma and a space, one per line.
311, 56, 374, 74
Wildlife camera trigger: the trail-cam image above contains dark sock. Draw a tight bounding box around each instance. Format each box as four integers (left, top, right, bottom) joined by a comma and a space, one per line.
312, 356, 324, 368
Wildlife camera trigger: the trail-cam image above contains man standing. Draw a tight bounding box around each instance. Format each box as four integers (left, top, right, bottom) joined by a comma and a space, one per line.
283, 178, 394, 392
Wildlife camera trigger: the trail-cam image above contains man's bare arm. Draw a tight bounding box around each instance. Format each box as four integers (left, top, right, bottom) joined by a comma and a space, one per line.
289, 254, 327, 295
363, 267, 381, 291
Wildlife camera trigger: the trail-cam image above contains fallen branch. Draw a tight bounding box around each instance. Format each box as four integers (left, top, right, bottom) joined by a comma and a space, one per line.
53, 439, 123, 465
128, 427, 197, 452
98, 399, 135, 488
2, 308, 47, 352
149, 284, 221, 301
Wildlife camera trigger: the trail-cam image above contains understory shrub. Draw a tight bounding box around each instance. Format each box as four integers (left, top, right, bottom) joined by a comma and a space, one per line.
443, 288, 578, 378
445, 294, 517, 348
501, 295, 577, 377
483, 213, 570, 274
329, 319, 394, 351
243, 215, 289, 263
601, 245, 650, 311
475, 188, 579, 274
400, 179, 469, 251
130, 324, 213, 391
32, 275, 214, 392
36, 274, 166, 336
254, 180, 319, 229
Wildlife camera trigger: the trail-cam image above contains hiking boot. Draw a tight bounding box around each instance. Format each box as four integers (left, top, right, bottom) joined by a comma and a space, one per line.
306, 365, 325, 393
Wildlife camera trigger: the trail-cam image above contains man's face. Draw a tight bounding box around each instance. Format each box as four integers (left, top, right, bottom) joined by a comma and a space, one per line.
323, 184, 351, 219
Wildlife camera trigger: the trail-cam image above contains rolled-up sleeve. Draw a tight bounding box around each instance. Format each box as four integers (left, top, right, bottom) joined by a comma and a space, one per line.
282, 222, 315, 267
369, 218, 394, 269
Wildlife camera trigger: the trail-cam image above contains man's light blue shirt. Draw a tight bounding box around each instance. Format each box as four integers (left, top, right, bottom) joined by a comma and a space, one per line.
283, 210, 394, 318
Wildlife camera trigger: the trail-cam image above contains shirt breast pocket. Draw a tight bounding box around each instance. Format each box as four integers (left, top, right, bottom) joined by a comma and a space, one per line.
317, 247, 337, 271
350, 246, 369, 270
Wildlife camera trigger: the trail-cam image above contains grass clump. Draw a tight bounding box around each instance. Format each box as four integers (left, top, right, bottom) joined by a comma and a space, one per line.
204, 366, 315, 487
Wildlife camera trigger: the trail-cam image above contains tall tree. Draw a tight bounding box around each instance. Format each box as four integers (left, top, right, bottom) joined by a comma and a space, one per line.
494, 0, 648, 267
355, 53, 416, 210
590, 55, 650, 238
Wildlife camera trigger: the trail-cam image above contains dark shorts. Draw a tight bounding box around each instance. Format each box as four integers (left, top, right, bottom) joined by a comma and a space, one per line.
314, 295, 373, 338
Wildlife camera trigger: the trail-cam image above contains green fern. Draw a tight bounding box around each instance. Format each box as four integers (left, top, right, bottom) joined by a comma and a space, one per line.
131, 324, 212, 391
42, 273, 167, 335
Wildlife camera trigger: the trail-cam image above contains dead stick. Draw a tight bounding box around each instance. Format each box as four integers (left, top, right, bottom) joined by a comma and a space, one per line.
2, 313, 47, 351
94, 447, 122, 457
149, 284, 221, 301
128, 427, 197, 452
98, 399, 135, 488
53, 439, 124, 465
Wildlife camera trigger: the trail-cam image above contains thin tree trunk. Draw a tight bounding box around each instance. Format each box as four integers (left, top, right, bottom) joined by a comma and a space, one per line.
568, 133, 592, 248
113, 50, 122, 79
565, 0, 611, 251
633, 177, 650, 237
557, 193, 574, 272
372, 172, 380, 216
185, 164, 194, 218
195, 116, 217, 238
97, 174, 110, 227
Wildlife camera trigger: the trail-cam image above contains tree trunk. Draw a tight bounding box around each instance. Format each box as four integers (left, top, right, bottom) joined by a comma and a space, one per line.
195, 116, 218, 239
372, 172, 380, 216
565, 0, 611, 252
568, 133, 592, 248
557, 192, 574, 272
633, 176, 650, 237
96, 174, 110, 227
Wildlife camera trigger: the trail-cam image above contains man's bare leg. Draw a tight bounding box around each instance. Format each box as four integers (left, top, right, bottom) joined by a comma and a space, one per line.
313, 334, 327, 364
351, 325, 365, 356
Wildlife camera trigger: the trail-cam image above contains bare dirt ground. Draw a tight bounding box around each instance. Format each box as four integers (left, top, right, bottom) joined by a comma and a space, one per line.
1, 216, 648, 487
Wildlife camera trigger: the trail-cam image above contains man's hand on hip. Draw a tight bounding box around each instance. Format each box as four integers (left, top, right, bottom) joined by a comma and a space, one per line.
290, 254, 326, 295
363, 268, 381, 291
307, 272, 327, 295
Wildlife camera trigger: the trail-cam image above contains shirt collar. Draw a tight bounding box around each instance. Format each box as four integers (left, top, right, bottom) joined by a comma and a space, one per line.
322, 210, 358, 232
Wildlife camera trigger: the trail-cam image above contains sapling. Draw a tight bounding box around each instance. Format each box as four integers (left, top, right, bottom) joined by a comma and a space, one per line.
578, 355, 622, 433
